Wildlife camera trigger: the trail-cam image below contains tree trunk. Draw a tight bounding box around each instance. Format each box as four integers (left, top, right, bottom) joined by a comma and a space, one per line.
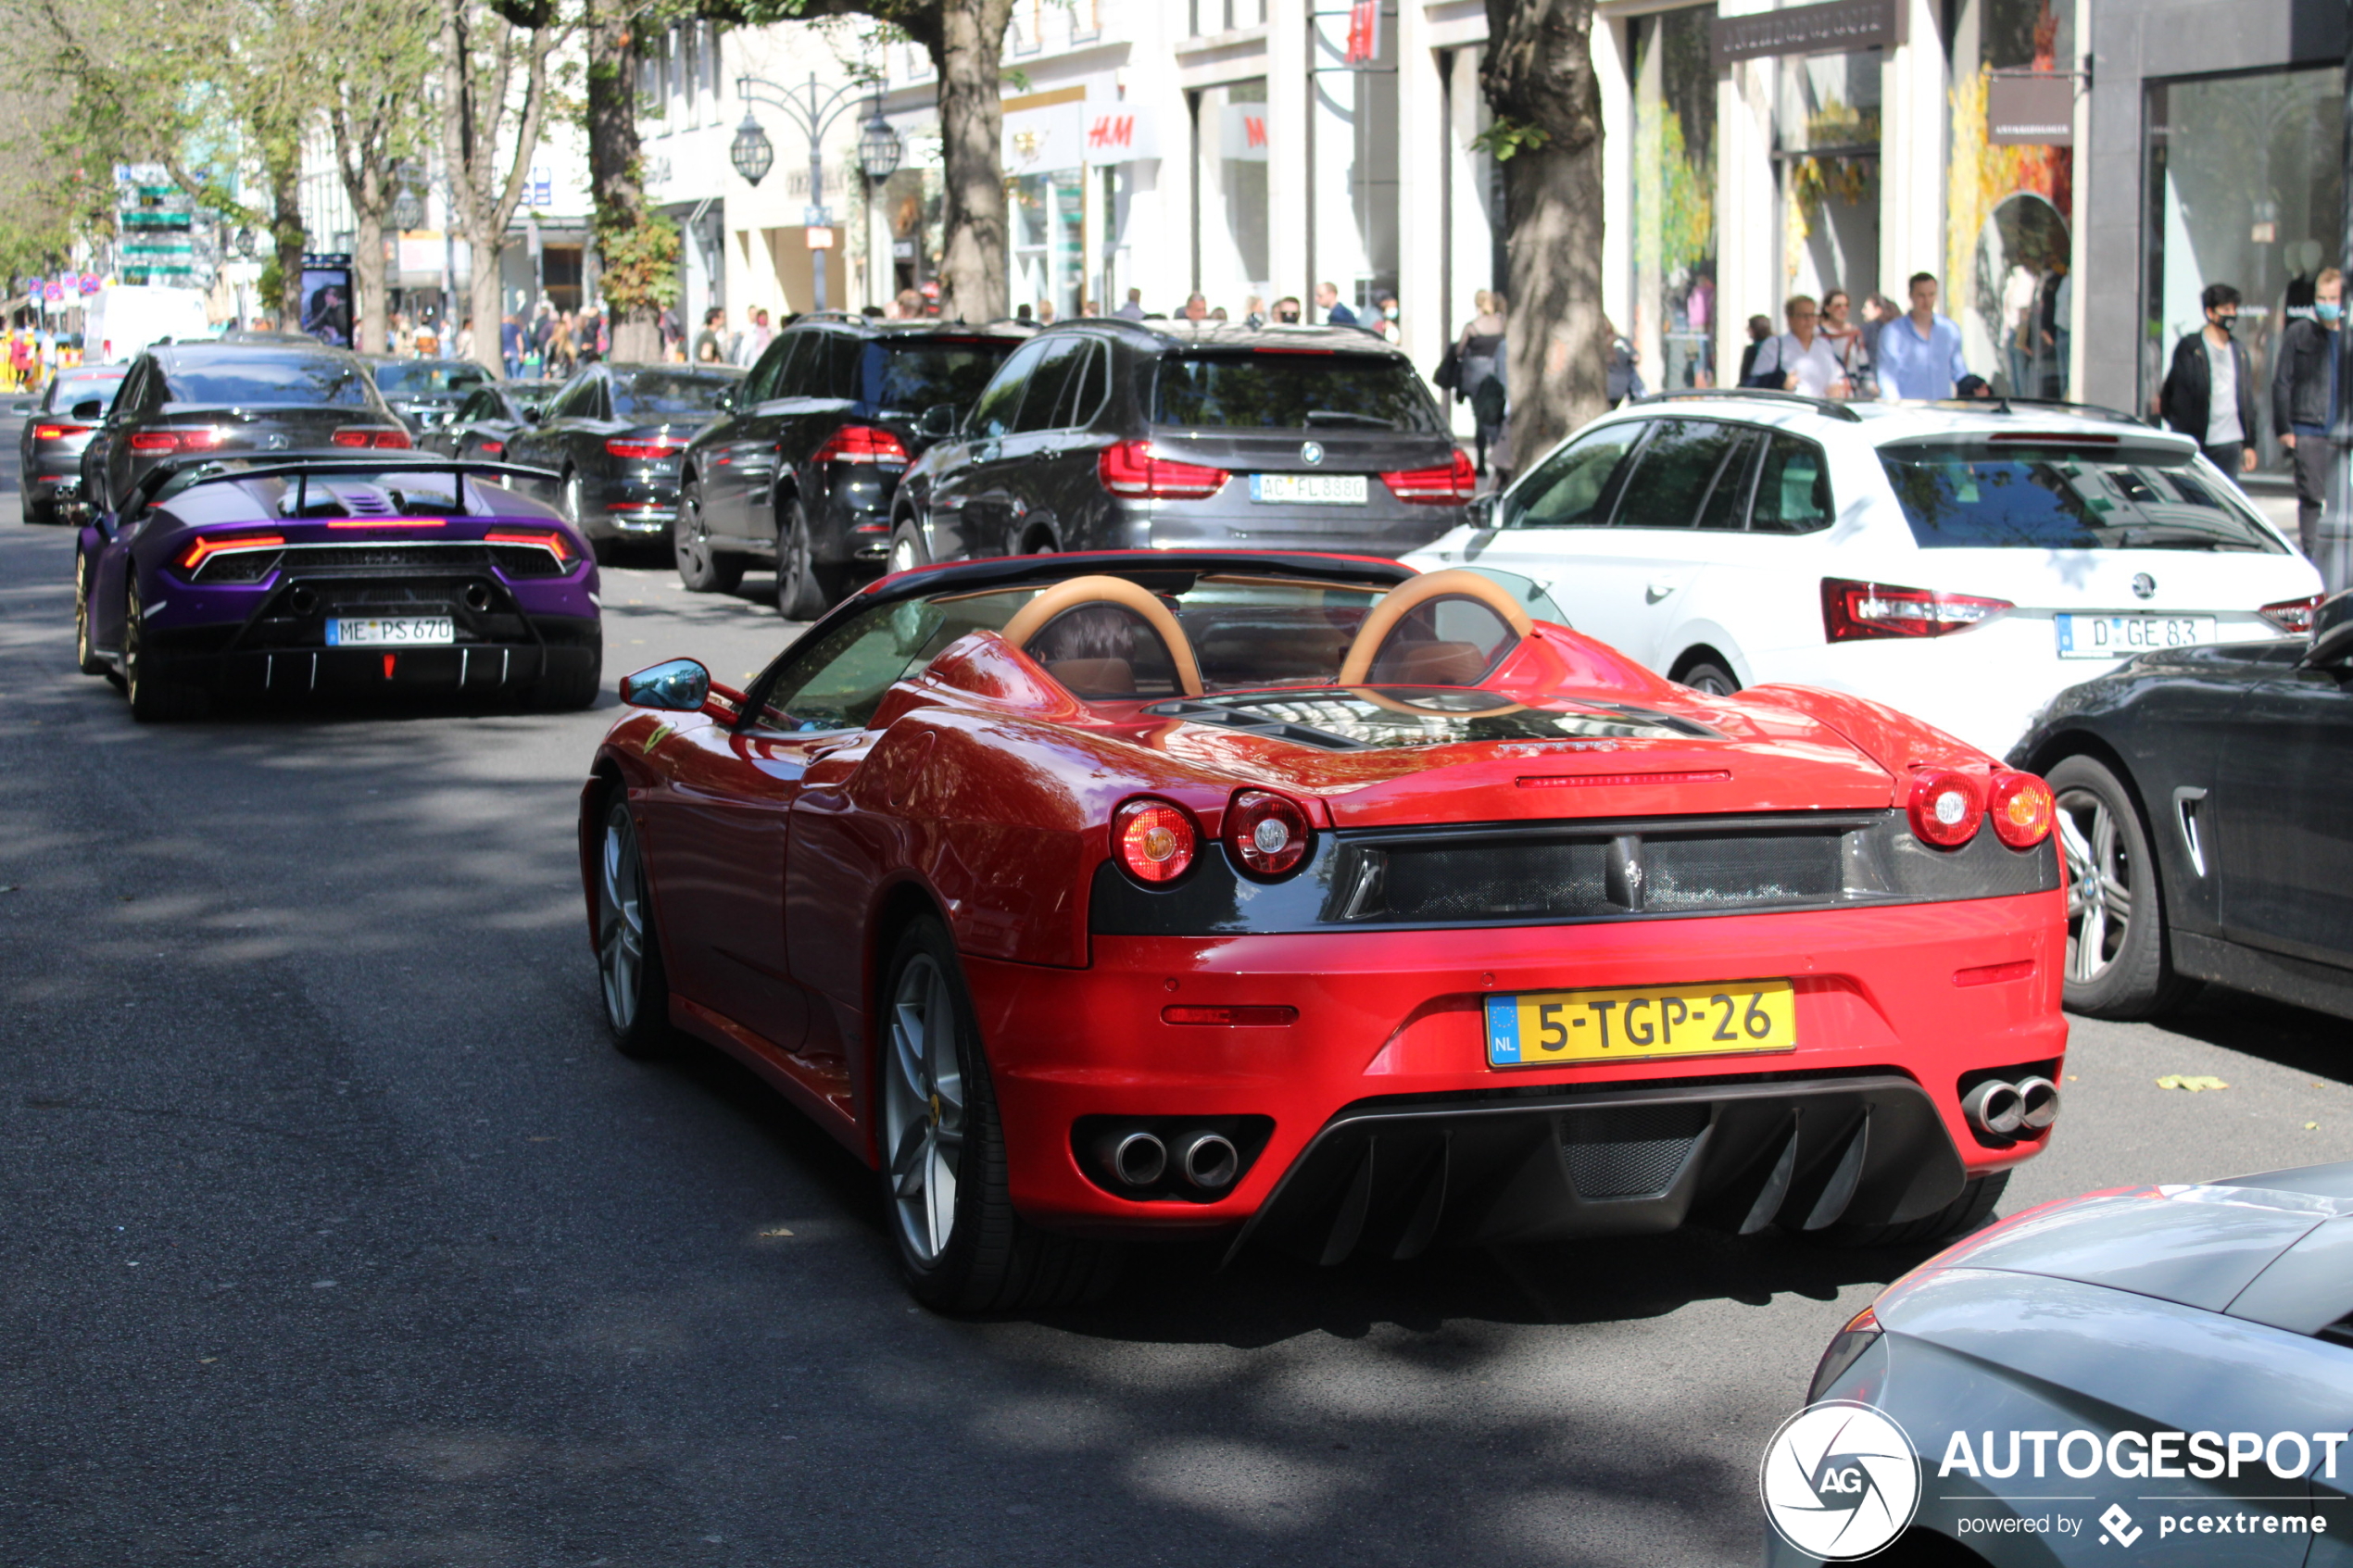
1480, 0, 1607, 468
442, 0, 557, 372
584, 0, 664, 362
1499, 135, 1605, 467
271, 157, 306, 331
929, 0, 1013, 323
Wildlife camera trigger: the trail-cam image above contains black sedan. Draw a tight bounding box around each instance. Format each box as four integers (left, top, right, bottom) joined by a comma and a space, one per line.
18, 365, 127, 523
2011, 588, 2353, 1022
362, 357, 497, 434
79, 343, 411, 518
502, 363, 743, 564
418, 381, 560, 460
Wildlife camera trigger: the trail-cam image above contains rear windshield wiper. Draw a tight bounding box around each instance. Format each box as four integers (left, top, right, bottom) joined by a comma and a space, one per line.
1301, 410, 1399, 429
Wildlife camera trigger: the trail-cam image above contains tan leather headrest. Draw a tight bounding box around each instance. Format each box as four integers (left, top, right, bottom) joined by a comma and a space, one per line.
1336, 569, 1533, 686
999, 574, 1203, 696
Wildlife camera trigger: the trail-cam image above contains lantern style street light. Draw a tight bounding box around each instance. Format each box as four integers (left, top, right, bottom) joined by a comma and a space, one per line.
857, 104, 903, 182
729, 72, 875, 313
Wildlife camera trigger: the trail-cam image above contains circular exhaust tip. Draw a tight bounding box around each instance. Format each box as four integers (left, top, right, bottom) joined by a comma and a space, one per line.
1101, 1129, 1166, 1188
1175, 1131, 1239, 1191
2015, 1076, 2060, 1132
464, 582, 494, 611
288, 586, 319, 614
1963, 1080, 2026, 1138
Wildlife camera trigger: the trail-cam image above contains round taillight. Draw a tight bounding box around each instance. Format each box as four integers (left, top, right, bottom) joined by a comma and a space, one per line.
1114, 798, 1198, 884
1224, 790, 1312, 878
1907, 769, 1985, 849
1988, 771, 2056, 849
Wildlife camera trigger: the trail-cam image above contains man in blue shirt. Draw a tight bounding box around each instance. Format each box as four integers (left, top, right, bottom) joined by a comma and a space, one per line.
1315, 281, 1359, 328
1876, 272, 1970, 400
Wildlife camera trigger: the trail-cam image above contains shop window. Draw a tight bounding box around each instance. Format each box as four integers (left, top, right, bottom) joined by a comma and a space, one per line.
1629, 6, 1718, 392
1946, 0, 2075, 400
1774, 51, 1881, 318
1309, 4, 1399, 313
2144, 68, 2344, 469
1011, 169, 1084, 321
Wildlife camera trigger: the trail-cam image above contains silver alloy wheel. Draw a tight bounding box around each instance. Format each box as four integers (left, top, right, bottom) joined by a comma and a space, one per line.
889, 531, 919, 573
598, 803, 648, 1033
674, 492, 711, 581
1684, 667, 1736, 696
882, 951, 965, 1265
2057, 785, 2131, 983
562, 471, 585, 525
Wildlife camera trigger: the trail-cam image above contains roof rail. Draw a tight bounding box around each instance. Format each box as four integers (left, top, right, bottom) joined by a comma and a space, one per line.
1627, 386, 1864, 423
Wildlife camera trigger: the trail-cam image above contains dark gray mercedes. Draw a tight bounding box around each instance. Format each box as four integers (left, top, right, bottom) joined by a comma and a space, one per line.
887, 320, 1473, 570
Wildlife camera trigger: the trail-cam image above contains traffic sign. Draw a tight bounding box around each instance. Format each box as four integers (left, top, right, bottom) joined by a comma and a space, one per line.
803, 205, 833, 228
804, 227, 835, 249
42, 281, 62, 302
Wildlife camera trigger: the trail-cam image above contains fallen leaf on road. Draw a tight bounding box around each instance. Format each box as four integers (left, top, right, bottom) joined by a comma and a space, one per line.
757, 1227, 794, 1238
2309, 1123, 2321, 1131
2156, 1074, 2229, 1092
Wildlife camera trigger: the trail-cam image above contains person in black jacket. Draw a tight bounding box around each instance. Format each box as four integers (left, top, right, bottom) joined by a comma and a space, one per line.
2159, 282, 2260, 480
2272, 267, 2342, 555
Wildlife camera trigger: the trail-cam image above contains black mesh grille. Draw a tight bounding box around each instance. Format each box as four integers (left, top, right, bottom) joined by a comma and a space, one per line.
1561, 1104, 1709, 1198
1644, 834, 1842, 911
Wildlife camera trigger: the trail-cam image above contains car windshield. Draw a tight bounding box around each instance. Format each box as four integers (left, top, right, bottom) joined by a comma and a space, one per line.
611, 370, 740, 418
1151, 352, 1443, 433
747, 571, 1414, 731
53, 371, 124, 412
861, 338, 1016, 411
373, 361, 493, 395
1879, 441, 2286, 552
163, 356, 376, 408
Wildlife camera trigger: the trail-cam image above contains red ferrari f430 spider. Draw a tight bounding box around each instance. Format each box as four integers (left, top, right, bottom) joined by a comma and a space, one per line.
580, 551, 2065, 1311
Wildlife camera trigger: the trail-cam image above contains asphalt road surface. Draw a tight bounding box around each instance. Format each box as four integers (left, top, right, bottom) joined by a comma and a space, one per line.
6, 442, 2352, 1567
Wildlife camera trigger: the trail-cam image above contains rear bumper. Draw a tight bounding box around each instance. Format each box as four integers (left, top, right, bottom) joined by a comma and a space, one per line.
959, 890, 2066, 1252
144, 613, 599, 694
593, 470, 682, 535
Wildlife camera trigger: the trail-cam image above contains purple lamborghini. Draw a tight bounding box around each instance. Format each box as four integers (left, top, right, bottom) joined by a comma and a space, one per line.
73, 455, 603, 721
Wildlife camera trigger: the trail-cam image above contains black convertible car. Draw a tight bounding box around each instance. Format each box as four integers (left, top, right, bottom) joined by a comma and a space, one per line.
502, 362, 743, 563
2011, 590, 2353, 1021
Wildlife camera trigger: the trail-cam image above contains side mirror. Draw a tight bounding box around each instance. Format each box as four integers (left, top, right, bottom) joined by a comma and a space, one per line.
1465, 494, 1497, 531
2303, 591, 2353, 670
619, 658, 711, 711
917, 404, 959, 440
71, 399, 103, 420
522, 406, 542, 423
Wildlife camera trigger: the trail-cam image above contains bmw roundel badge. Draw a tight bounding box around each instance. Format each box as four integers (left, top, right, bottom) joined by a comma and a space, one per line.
1300, 441, 1324, 466
2132, 572, 2157, 600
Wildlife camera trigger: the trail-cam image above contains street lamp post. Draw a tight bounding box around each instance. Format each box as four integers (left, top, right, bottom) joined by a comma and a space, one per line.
857, 97, 904, 310
729, 72, 890, 314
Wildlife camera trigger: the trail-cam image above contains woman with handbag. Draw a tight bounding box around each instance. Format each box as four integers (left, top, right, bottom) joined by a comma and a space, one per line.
1450, 291, 1508, 478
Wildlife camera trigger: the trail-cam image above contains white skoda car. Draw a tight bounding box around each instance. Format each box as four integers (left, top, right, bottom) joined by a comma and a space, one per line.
1403, 391, 2323, 757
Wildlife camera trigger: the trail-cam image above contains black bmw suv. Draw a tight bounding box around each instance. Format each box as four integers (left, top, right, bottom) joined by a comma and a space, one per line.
890, 320, 1472, 571
673, 316, 1028, 617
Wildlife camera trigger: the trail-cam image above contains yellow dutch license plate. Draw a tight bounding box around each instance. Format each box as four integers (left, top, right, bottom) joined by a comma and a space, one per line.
1484, 980, 1797, 1068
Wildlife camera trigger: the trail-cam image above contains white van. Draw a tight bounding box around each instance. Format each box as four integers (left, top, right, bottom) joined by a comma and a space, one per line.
83, 285, 212, 364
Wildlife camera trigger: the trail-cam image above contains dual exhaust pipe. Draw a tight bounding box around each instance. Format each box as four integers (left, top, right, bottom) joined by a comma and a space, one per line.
1962, 1075, 2060, 1139
1098, 1126, 1240, 1193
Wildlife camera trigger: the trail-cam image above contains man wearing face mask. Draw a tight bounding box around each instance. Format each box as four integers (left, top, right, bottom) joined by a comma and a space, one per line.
2160, 282, 2260, 479
2273, 268, 2343, 555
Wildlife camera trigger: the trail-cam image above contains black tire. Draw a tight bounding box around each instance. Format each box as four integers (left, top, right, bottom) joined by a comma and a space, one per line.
878, 916, 1118, 1314
26, 492, 56, 526
1806, 1171, 2008, 1250
673, 482, 744, 594
774, 500, 840, 621
74, 550, 109, 675
1675, 657, 1740, 696
123, 580, 199, 721
535, 635, 604, 711
887, 518, 931, 574
595, 794, 673, 1060
2047, 754, 2194, 1019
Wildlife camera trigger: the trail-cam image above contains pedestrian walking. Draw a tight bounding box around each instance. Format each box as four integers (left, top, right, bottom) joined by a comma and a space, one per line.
2273, 267, 2342, 552
1315, 282, 1357, 328
1115, 287, 1146, 321
1374, 294, 1402, 345
1242, 295, 1266, 330
691, 307, 724, 363
1453, 290, 1508, 478
1745, 295, 1851, 399
2160, 282, 2260, 478
1603, 316, 1643, 407
1736, 314, 1773, 387
1182, 294, 1209, 323
499, 313, 524, 377
1875, 273, 1970, 400
1271, 296, 1302, 324
1819, 289, 1868, 391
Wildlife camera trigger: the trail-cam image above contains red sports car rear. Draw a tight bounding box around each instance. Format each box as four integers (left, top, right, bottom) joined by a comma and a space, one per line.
580, 551, 2066, 1312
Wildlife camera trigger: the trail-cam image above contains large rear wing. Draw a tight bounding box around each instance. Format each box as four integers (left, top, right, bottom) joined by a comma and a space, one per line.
132, 453, 562, 519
